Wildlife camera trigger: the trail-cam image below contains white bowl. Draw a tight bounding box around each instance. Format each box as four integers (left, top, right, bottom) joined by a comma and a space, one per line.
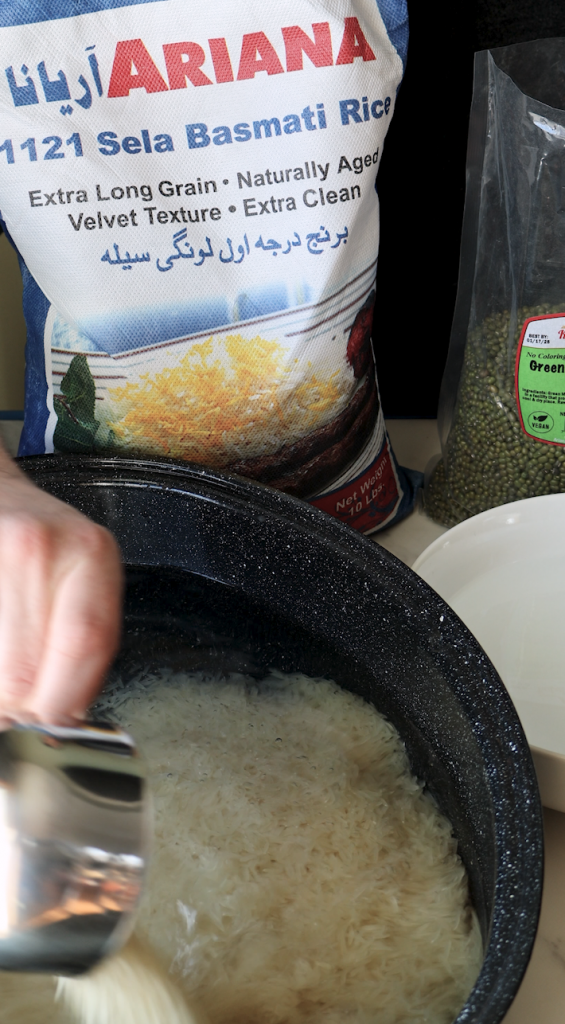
413, 494, 565, 812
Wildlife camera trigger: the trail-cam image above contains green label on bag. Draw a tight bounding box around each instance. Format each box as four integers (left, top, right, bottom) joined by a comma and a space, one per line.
516, 312, 565, 444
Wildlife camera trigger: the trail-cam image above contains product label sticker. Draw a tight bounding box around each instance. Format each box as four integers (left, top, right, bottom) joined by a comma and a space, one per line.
515, 312, 565, 444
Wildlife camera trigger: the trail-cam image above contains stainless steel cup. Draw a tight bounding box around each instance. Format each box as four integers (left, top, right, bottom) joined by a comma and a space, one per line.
0, 720, 150, 976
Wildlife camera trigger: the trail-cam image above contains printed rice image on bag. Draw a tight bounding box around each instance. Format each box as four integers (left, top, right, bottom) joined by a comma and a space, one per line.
427, 39, 565, 526
0, 0, 418, 534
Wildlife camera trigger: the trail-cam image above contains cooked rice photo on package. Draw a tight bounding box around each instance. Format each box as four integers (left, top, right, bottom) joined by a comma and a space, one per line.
0, 0, 419, 533
0, 672, 483, 1024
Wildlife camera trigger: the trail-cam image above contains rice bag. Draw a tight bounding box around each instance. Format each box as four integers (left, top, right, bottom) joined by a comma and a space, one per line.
0, 0, 418, 533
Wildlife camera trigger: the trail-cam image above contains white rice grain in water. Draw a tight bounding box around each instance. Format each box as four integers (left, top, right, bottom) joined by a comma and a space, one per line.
0, 671, 483, 1024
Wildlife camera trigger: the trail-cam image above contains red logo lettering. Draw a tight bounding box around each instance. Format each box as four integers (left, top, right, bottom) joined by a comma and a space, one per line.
107, 19, 376, 99
208, 37, 235, 83
282, 23, 333, 72
108, 39, 168, 97
336, 17, 376, 65
163, 42, 212, 89
237, 32, 285, 80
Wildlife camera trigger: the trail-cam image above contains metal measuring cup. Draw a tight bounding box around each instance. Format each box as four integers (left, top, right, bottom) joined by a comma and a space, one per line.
0, 720, 150, 976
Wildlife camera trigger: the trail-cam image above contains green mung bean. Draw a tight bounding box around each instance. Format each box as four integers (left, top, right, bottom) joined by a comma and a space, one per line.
425, 305, 565, 526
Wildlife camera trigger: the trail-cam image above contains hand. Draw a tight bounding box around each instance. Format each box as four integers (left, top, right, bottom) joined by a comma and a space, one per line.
0, 448, 123, 728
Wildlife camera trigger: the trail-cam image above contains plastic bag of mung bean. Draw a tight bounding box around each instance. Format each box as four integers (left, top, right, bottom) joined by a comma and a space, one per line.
426, 40, 565, 526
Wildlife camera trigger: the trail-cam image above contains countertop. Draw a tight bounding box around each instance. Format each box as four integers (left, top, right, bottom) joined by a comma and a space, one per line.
1, 417, 563, 1022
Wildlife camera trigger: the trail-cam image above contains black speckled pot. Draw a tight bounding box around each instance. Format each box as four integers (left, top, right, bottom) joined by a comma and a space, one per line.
20, 454, 543, 1024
